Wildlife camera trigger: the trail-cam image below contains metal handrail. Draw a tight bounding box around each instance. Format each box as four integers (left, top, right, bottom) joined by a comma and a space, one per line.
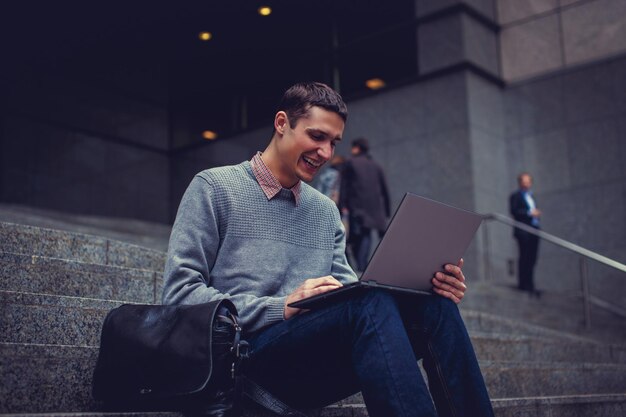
480, 213, 626, 328
482, 213, 626, 273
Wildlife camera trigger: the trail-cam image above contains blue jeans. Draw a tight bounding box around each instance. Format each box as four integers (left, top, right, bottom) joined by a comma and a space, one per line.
245, 289, 494, 417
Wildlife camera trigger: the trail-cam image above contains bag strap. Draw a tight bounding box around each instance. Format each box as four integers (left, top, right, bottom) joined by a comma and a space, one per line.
240, 376, 308, 417
230, 332, 306, 417
224, 302, 308, 417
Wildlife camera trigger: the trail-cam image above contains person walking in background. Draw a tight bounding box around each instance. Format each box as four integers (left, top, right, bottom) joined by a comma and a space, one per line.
509, 172, 542, 297
340, 137, 390, 272
315, 154, 345, 206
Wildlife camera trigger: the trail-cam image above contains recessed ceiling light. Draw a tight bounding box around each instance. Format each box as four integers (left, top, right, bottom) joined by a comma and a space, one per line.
202, 130, 218, 140
365, 78, 386, 90
258, 6, 272, 16
198, 31, 213, 41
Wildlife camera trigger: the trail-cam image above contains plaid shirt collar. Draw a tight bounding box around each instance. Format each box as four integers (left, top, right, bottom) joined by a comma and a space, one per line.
250, 152, 302, 206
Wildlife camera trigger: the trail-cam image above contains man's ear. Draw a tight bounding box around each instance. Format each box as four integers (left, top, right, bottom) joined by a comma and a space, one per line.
274, 111, 288, 135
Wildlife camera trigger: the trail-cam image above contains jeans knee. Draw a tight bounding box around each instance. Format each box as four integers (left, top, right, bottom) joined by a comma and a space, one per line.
361, 288, 397, 307
349, 288, 402, 322
437, 296, 459, 313
418, 295, 461, 333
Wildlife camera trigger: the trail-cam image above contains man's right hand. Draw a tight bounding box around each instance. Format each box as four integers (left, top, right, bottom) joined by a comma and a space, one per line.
284, 276, 343, 320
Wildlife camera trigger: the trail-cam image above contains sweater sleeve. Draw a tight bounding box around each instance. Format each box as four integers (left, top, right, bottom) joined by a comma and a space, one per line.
161, 174, 287, 333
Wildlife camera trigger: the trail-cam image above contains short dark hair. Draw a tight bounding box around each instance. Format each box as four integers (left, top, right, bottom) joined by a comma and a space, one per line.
277, 82, 348, 128
351, 137, 369, 153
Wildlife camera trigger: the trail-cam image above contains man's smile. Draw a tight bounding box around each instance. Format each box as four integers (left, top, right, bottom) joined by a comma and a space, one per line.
302, 155, 324, 168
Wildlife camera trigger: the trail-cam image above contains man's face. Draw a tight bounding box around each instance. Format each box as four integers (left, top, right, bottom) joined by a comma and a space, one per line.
275, 106, 344, 186
519, 174, 533, 190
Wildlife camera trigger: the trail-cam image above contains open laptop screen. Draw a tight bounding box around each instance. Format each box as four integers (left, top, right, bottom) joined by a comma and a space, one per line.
289, 193, 482, 309
360, 193, 483, 291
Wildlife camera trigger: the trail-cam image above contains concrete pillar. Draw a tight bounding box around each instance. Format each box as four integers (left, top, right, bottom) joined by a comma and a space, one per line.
416, 0, 500, 78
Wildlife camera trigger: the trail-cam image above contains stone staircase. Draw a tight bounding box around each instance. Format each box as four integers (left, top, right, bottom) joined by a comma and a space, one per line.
1, 221, 625, 416
462, 280, 626, 345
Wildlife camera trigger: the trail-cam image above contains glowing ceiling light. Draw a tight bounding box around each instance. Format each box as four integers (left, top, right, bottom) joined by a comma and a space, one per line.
365, 78, 386, 90
198, 31, 213, 41
202, 130, 218, 140
258, 6, 272, 16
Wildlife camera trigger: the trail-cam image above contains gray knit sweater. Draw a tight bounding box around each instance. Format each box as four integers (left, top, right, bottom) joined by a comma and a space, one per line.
162, 161, 357, 334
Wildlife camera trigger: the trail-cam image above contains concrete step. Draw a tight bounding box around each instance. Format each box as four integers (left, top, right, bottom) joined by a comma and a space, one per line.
3, 345, 625, 417
491, 394, 626, 417
481, 360, 626, 398
0, 222, 166, 271
462, 282, 626, 344
0, 291, 118, 346
461, 309, 612, 341
336, 359, 626, 404
470, 331, 626, 364
464, 310, 626, 363
325, 394, 626, 417
4, 290, 625, 366
1, 393, 625, 416
328, 394, 626, 417
0, 414, 181, 417
0, 252, 161, 303
0, 203, 172, 252
3, 341, 625, 414
0, 343, 98, 413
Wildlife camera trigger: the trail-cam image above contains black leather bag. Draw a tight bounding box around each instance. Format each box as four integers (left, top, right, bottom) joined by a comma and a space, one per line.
92, 299, 246, 416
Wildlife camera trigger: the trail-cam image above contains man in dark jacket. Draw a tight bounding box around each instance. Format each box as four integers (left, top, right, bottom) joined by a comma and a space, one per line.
339, 137, 390, 272
509, 172, 542, 296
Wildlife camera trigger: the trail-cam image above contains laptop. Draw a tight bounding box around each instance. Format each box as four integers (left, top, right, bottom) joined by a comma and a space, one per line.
288, 193, 483, 309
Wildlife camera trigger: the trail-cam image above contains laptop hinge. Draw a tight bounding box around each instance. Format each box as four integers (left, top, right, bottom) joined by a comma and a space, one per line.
361, 280, 379, 287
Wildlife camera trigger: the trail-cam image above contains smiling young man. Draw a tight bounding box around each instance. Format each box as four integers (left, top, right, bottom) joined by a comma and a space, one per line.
163, 82, 494, 417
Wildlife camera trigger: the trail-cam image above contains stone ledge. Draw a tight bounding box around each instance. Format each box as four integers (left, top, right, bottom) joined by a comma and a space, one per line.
461, 309, 613, 343
492, 393, 626, 417
0, 222, 166, 271
0, 292, 118, 346
3, 342, 626, 414
470, 332, 626, 364
2, 290, 623, 361
1, 394, 625, 417
481, 360, 626, 397
0, 252, 159, 303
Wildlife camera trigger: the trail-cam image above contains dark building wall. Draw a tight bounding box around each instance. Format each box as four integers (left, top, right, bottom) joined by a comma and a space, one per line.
341, 73, 474, 211
501, 56, 626, 305
0, 71, 171, 223
465, 72, 509, 281
498, 0, 626, 82
169, 127, 271, 220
